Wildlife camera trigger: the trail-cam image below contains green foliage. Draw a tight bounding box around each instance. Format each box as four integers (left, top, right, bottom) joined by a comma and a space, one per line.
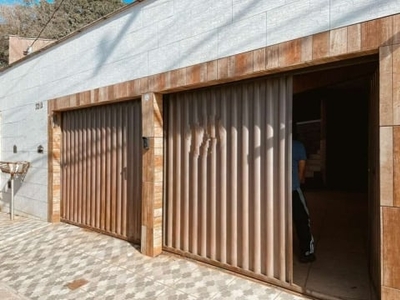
0, 0, 126, 68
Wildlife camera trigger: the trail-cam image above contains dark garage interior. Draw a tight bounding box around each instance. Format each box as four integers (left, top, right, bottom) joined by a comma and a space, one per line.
292, 58, 379, 300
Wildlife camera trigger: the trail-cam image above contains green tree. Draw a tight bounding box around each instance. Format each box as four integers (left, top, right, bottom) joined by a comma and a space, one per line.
0, 0, 126, 68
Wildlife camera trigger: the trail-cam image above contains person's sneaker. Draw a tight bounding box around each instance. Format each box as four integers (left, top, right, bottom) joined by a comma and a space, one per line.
299, 253, 316, 263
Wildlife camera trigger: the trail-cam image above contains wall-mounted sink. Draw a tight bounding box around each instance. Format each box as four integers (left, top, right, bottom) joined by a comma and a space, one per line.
0, 161, 30, 220
0, 161, 30, 176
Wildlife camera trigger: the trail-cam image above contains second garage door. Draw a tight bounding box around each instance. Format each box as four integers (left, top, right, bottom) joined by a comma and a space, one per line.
61, 100, 142, 243
165, 76, 294, 284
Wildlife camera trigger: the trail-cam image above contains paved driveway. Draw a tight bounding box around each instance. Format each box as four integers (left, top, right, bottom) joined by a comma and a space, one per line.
0, 212, 310, 300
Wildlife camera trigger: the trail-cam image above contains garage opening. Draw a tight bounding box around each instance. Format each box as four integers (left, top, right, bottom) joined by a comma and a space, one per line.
164, 56, 380, 299
292, 59, 380, 300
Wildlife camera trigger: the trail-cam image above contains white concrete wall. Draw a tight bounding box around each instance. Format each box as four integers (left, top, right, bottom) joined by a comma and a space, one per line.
0, 0, 399, 220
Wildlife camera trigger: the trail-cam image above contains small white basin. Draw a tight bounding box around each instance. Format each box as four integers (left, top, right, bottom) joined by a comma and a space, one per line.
0, 161, 30, 176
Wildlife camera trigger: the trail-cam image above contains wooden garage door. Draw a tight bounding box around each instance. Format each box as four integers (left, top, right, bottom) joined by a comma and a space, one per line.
61, 101, 142, 242
165, 76, 293, 285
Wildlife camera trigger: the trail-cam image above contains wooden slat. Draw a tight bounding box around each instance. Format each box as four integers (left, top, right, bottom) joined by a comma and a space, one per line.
190, 108, 199, 254
200, 92, 208, 257
219, 91, 228, 264
210, 94, 217, 260
241, 84, 250, 271
253, 84, 261, 274
278, 77, 287, 281
95, 109, 102, 228
174, 95, 181, 250
100, 108, 106, 230
89, 111, 94, 226
230, 88, 238, 266
266, 81, 274, 277
73, 112, 79, 222
182, 98, 190, 252
286, 76, 293, 283
121, 105, 128, 236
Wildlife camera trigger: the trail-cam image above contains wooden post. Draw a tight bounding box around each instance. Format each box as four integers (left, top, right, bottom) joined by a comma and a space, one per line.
48, 111, 62, 223
141, 93, 164, 257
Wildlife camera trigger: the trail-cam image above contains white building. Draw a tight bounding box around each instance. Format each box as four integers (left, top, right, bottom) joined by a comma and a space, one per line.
1, 1, 400, 299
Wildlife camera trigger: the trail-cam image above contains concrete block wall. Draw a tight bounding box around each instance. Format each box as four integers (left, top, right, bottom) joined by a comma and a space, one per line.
0, 0, 399, 220
0, 103, 47, 219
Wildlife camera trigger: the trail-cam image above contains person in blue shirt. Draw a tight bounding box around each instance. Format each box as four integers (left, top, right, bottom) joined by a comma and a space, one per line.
292, 139, 316, 263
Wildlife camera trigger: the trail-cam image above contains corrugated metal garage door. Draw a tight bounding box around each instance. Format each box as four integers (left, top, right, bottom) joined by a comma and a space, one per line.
165, 77, 293, 284
61, 101, 142, 243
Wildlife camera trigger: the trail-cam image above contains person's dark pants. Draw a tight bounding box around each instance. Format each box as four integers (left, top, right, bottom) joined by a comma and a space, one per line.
292, 188, 314, 255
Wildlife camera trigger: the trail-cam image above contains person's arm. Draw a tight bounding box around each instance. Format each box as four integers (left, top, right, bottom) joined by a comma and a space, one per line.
298, 159, 306, 184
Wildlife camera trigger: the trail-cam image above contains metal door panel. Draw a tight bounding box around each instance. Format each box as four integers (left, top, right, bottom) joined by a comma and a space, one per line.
61, 101, 142, 242
165, 77, 293, 283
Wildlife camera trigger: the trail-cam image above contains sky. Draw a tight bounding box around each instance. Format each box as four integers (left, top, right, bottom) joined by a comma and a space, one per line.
0, 0, 31, 3
0, 0, 134, 4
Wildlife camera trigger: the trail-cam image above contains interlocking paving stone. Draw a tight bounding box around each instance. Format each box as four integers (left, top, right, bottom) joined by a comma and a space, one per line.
0, 281, 29, 300
0, 212, 310, 300
172, 264, 237, 299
